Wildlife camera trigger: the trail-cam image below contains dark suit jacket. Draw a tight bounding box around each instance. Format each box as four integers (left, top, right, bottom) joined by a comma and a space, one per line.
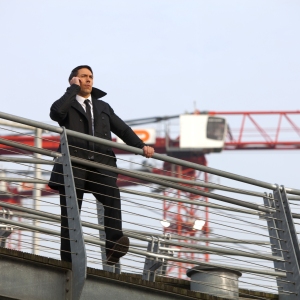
48, 84, 145, 190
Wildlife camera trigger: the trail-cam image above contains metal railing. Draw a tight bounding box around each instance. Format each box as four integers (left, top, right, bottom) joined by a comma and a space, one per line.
0, 111, 300, 299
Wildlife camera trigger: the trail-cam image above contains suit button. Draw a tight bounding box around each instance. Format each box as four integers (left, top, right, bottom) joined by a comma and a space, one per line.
79, 119, 82, 122
102, 117, 104, 120
104, 133, 107, 136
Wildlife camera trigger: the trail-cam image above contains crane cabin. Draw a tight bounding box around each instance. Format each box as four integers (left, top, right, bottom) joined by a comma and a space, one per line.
179, 114, 227, 153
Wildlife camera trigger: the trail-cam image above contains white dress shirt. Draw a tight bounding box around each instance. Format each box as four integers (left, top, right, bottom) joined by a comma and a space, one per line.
76, 94, 94, 134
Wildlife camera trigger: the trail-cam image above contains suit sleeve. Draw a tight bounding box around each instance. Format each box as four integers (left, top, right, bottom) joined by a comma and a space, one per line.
108, 105, 145, 149
50, 84, 81, 123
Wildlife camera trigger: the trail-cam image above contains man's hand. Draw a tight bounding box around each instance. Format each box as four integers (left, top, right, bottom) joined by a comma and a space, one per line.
143, 145, 155, 158
70, 77, 81, 86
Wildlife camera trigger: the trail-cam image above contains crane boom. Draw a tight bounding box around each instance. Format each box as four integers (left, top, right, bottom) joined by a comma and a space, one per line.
0, 110, 299, 154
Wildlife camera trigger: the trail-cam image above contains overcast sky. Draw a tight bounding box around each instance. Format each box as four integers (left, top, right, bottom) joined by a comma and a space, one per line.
1, 1, 299, 120
1, 1, 300, 291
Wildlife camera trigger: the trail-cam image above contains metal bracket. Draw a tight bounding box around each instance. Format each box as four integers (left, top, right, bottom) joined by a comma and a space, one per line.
0, 209, 13, 247
265, 186, 300, 299
158, 233, 173, 276
142, 237, 163, 282
96, 202, 121, 274
59, 127, 87, 300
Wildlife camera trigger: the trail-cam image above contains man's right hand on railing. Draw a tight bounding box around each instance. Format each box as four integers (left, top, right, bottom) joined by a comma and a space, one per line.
143, 145, 155, 158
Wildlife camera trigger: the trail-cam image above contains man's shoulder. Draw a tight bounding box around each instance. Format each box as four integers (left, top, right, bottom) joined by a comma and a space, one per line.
93, 98, 110, 108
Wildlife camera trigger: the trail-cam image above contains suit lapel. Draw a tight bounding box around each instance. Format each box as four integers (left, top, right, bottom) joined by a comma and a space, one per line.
72, 97, 108, 129
71, 100, 88, 121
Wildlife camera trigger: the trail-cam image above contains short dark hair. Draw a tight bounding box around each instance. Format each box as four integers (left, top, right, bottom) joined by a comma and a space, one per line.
68, 65, 93, 82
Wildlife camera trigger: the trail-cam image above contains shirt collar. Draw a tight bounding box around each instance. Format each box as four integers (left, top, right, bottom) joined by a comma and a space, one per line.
76, 94, 92, 106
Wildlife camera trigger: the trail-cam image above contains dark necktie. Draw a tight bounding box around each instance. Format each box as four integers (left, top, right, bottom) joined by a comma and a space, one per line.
84, 99, 93, 135
84, 99, 94, 154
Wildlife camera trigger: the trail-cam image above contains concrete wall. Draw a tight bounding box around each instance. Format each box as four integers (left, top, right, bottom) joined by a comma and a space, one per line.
0, 248, 278, 300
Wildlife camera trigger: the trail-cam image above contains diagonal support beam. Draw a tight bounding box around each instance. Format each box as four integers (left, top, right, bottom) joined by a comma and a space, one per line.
58, 127, 87, 300
270, 186, 300, 299
263, 193, 289, 296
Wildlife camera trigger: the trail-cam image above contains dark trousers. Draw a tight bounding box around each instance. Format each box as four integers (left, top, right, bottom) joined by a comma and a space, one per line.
59, 170, 123, 262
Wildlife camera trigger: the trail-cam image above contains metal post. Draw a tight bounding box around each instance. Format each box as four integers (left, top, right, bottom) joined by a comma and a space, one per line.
32, 127, 42, 255
59, 127, 87, 300
96, 201, 121, 274
280, 186, 300, 264
263, 193, 288, 297
142, 237, 163, 282
268, 186, 300, 299
159, 233, 173, 276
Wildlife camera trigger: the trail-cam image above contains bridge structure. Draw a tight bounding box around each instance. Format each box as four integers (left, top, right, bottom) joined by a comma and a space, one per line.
0, 111, 300, 299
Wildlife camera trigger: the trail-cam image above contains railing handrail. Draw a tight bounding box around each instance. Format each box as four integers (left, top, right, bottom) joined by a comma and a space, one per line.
2, 175, 300, 218
3, 155, 300, 200
0, 200, 272, 254
0, 136, 276, 213
2, 110, 300, 296
1, 110, 299, 194
0, 216, 286, 278
0, 176, 268, 216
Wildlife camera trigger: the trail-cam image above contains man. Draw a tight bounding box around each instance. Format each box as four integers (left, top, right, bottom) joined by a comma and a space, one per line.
48, 65, 154, 265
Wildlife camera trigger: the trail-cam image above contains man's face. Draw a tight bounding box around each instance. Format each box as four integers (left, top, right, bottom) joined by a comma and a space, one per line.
77, 68, 93, 97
